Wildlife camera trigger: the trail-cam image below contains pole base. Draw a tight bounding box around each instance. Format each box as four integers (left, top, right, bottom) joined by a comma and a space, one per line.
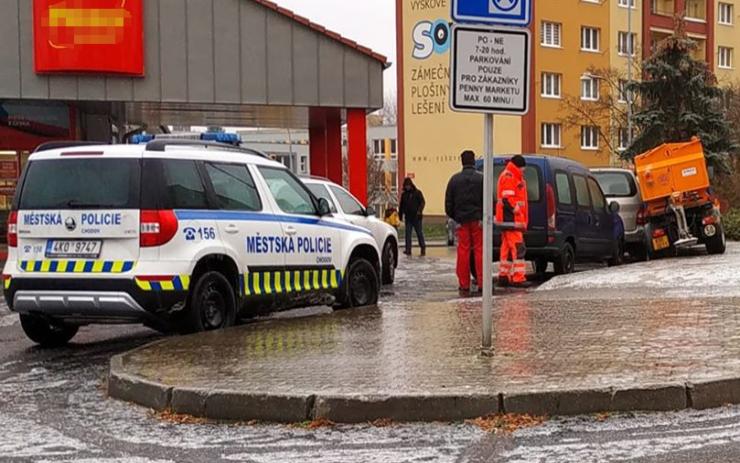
480, 346, 495, 357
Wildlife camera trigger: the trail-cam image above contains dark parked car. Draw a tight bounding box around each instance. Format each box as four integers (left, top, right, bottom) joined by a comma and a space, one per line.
476, 155, 625, 275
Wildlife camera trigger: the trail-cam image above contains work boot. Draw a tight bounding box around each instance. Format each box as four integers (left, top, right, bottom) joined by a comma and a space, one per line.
420, 247, 426, 257
498, 276, 510, 287
511, 279, 532, 289
458, 288, 471, 298
404, 249, 412, 256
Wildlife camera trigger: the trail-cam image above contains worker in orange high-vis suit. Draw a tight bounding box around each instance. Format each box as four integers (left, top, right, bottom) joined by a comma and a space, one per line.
495, 155, 529, 286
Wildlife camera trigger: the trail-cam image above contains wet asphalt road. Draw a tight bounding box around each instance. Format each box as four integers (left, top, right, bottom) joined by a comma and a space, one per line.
2, 247, 740, 462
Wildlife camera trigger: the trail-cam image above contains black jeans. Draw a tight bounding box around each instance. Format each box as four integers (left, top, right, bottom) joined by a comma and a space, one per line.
404, 217, 426, 253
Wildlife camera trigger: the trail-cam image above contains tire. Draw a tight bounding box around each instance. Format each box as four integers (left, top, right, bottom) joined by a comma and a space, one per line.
19, 314, 78, 348
179, 271, 237, 334
534, 258, 549, 275
706, 222, 727, 255
336, 258, 380, 309
554, 243, 576, 275
607, 237, 625, 267
381, 239, 397, 285
629, 243, 649, 262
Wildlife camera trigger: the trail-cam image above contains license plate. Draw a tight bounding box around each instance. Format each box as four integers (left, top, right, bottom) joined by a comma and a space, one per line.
45, 240, 102, 259
652, 235, 670, 251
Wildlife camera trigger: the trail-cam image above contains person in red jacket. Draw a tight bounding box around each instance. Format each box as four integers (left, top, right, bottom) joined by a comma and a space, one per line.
495, 155, 529, 286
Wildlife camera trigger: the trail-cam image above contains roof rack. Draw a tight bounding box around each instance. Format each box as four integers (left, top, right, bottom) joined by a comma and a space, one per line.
34, 141, 108, 153
145, 139, 268, 158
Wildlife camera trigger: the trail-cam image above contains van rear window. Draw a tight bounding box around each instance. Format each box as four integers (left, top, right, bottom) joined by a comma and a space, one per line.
592, 171, 637, 198
19, 158, 140, 210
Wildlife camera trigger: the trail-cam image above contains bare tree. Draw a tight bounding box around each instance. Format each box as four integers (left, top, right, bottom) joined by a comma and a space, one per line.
381, 92, 398, 126
558, 65, 636, 156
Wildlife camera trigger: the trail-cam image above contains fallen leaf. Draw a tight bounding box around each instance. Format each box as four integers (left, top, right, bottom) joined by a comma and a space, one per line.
466, 413, 546, 434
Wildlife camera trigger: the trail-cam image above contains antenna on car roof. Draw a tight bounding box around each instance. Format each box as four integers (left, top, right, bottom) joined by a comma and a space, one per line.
144, 139, 268, 158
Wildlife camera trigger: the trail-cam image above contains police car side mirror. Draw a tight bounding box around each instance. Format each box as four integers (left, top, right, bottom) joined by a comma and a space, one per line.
317, 197, 332, 216
365, 206, 376, 217
609, 201, 620, 214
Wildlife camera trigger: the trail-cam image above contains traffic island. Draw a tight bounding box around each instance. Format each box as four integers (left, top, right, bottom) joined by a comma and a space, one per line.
107, 288, 740, 423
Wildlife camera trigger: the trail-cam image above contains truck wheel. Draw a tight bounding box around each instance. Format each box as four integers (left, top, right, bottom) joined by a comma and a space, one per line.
554, 243, 576, 275
179, 271, 236, 334
381, 240, 397, 285
20, 314, 78, 348
706, 222, 727, 255
607, 237, 625, 267
534, 258, 549, 275
336, 258, 379, 309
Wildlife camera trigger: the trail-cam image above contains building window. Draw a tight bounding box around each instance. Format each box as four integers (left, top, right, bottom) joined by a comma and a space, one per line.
372, 139, 382, 154
618, 32, 636, 56
541, 22, 562, 47
581, 126, 599, 150
719, 2, 734, 24
581, 76, 599, 100
390, 139, 397, 153
541, 72, 562, 98
719, 46, 734, 68
541, 123, 562, 148
618, 0, 635, 7
618, 79, 629, 103
581, 27, 600, 52
618, 128, 633, 151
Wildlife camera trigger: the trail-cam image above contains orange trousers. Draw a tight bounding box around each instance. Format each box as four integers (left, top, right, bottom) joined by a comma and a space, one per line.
499, 230, 527, 283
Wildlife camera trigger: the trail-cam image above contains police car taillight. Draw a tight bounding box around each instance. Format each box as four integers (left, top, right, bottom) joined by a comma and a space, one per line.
140, 210, 178, 247
7, 211, 17, 248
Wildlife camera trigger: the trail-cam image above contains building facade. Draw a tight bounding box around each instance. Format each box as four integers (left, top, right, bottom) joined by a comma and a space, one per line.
397, 0, 740, 217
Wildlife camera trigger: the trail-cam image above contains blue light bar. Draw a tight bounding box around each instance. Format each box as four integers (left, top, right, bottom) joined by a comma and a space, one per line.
201, 132, 241, 145
130, 134, 155, 144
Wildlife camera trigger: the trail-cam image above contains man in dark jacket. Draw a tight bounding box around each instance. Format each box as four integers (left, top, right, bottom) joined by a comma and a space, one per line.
399, 177, 426, 256
445, 150, 484, 296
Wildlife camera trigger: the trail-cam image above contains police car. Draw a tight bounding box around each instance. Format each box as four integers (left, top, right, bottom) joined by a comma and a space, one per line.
4, 140, 381, 347
302, 177, 398, 285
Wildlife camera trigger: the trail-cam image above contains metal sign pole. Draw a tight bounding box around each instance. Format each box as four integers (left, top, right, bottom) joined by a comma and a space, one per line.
481, 113, 494, 355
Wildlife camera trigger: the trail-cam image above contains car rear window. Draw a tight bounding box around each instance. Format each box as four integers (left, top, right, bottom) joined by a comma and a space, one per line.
491, 165, 542, 202
19, 158, 140, 210
592, 171, 637, 198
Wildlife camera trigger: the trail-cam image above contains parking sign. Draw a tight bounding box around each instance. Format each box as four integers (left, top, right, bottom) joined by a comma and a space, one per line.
452, 0, 532, 27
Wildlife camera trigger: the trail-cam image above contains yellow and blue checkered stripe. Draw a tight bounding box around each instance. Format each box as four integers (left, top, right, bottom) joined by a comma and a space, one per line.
135, 276, 191, 292
242, 269, 343, 296
3, 276, 11, 290
19, 260, 134, 274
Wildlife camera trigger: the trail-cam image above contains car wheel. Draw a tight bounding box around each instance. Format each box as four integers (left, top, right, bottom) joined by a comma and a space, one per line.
705, 222, 727, 255
629, 243, 649, 262
19, 314, 78, 348
179, 271, 236, 334
336, 258, 379, 309
534, 258, 548, 275
381, 239, 397, 285
554, 243, 576, 275
607, 237, 625, 267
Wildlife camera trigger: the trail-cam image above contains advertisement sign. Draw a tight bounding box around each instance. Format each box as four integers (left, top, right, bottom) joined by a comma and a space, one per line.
452, 0, 532, 27
0, 101, 74, 152
33, 0, 144, 75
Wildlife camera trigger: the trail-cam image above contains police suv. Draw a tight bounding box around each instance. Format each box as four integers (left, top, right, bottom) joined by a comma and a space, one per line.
4, 140, 381, 347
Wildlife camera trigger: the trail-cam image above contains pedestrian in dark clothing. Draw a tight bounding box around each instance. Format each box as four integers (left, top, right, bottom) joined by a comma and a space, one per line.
445, 150, 484, 296
399, 177, 426, 256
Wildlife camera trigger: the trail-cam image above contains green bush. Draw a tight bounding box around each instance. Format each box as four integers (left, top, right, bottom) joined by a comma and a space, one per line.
725, 209, 740, 241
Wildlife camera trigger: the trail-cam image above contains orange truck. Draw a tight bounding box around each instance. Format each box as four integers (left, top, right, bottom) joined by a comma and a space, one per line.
634, 137, 726, 257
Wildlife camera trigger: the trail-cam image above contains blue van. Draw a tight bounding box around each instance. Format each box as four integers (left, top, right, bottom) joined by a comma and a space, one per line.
476, 155, 625, 275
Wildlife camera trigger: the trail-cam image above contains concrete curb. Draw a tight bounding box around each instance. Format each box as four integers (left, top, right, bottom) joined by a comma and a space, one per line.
108, 350, 740, 423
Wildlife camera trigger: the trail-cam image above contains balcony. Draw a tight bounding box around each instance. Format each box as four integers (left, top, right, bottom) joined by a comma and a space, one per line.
651, 0, 675, 16
685, 0, 707, 21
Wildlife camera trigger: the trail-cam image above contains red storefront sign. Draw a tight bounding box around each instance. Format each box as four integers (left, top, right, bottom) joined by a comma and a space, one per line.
0, 162, 18, 180
33, 0, 144, 75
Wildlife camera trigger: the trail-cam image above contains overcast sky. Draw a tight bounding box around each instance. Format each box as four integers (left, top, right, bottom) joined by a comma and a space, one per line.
275, 0, 397, 97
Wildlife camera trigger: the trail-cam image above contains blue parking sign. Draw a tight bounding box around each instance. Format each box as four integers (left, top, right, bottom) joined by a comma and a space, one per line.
452, 0, 532, 27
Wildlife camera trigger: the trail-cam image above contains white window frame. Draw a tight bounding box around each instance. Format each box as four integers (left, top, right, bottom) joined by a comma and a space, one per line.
618, 31, 636, 56
541, 123, 562, 149
719, 46, 733, 69
541, 72, 562, 98
541, 21, 562, 48
581, 126, 599, 150
618, 128, 633, 151
581, 27, 600, 52
719, 2, 734, 25
618, 79, 629, 103
580, 75, 599, 101
618, 0, 636, 8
